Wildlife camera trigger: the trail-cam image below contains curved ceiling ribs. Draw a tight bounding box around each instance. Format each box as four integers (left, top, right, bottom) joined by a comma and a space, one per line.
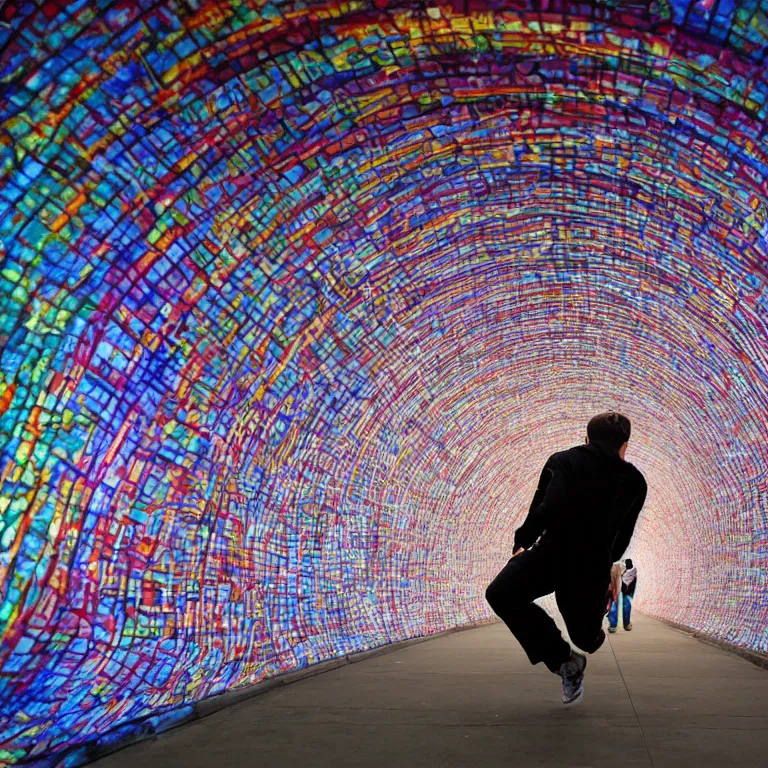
0, 0, 767, 763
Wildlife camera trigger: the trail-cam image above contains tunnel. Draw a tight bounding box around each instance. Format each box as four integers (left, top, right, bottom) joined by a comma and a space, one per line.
0, 0, 767, 765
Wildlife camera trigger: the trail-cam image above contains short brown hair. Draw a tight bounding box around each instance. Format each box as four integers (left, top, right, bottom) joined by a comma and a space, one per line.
587, 412, 631, 453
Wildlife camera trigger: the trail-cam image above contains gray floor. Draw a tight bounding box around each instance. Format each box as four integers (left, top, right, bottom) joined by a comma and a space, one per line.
94, 614, 768, 767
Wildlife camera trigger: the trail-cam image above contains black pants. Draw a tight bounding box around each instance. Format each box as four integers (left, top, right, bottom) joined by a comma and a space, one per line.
485, 545, 607, 673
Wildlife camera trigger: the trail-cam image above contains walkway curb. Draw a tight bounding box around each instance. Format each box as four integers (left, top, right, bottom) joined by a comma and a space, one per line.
651, 615, 768, 671
66, 618, 498, 767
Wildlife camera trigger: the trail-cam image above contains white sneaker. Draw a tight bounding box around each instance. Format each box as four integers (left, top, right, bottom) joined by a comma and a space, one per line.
558, 650, 587, 705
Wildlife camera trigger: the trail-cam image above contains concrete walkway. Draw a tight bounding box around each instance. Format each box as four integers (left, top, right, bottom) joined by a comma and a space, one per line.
95, 614, 768, 767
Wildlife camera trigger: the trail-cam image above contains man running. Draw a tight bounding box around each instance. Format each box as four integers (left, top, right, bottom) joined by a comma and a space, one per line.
485, 412, 647, 704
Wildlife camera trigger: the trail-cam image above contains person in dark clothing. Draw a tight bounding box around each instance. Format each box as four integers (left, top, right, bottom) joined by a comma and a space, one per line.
608, 558, 637, 633
607, 562, 623, 633
485, 412, 647, 705
620, 558, 637, 630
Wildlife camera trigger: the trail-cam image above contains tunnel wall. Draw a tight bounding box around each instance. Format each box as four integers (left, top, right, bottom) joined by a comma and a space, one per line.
1, 0, 768, 764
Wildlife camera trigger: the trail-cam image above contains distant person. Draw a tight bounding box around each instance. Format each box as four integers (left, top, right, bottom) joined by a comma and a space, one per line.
607, 562, 623, 633
621, 558, 637, 631
485, 412, 647, 705
607, 562, 622, 633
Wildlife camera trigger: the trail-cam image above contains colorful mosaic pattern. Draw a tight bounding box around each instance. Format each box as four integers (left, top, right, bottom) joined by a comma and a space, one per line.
1, 0, 768, 763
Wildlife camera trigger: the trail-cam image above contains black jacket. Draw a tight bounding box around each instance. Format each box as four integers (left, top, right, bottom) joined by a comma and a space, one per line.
514, 444, 647, 576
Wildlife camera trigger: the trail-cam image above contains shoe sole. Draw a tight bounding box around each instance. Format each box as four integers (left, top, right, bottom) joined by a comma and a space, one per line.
562, 685, 584, 705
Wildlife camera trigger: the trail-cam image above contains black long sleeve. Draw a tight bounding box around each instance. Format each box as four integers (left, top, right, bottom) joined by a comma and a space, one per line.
510, 444, 647, 565
514, 455, 568, 551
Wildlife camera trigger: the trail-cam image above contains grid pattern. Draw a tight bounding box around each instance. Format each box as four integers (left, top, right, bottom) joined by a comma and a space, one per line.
0, 0, 767, 764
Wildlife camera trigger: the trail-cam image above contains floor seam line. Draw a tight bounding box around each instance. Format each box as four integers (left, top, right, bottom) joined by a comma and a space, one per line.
607, 633, 658, 768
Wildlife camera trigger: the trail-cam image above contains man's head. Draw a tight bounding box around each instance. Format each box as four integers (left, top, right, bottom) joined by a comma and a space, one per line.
585, 411, 631, 458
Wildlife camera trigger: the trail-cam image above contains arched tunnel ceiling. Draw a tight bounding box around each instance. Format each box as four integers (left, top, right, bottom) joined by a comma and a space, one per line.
1, 0, 768, 763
